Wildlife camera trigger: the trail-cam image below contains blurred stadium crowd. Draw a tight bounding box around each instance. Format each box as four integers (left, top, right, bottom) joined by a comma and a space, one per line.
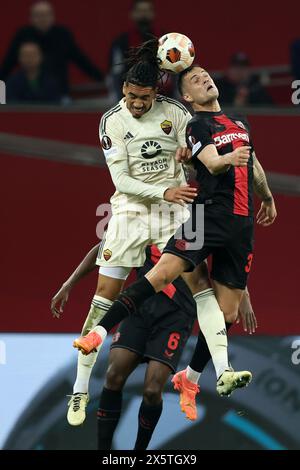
0, 0, 298, 107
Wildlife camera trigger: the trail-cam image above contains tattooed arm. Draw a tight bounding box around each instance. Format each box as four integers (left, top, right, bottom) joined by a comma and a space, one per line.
253, 151, 273, 201
253, 151, 277, 226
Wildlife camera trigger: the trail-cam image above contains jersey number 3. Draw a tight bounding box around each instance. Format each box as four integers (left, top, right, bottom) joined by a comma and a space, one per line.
245, 253, 254, 273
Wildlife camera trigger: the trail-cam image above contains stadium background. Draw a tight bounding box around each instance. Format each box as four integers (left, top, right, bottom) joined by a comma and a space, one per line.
1, 0, 300, 450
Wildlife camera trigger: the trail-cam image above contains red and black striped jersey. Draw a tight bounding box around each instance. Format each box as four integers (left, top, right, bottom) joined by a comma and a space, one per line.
187, 110, 254, 217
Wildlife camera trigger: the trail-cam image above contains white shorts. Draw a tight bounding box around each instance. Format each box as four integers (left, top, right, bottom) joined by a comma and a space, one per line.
97, 204, 189, 268
99, 266, 131, 280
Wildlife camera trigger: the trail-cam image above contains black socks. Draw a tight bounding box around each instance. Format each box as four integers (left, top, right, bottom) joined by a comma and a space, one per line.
98, 389, 163, 449
99, 277, 156, 332
97, 388, 122, 450
134, 400, 163, 450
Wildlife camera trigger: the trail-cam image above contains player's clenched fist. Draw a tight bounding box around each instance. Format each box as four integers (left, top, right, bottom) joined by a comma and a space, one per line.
227, 146, 251, 167
175, 147, 192, 163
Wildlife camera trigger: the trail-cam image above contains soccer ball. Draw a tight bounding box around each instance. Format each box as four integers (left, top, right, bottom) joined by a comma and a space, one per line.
157, 32, 195, 74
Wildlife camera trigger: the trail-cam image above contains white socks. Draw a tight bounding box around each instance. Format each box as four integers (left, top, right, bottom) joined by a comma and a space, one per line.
186, 366, 201, 384
194, 288, 229, 379
92, 325, 108, 341
73, 295, 111, 394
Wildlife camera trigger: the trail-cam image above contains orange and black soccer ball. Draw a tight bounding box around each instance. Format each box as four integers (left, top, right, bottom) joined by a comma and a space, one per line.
157, 32, 195, 74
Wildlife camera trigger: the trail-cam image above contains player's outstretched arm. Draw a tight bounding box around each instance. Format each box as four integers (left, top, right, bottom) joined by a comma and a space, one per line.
253, 152, 277, 226
236, 287, 258, 334
196, 144, 251, 175
51, 244, 100, 318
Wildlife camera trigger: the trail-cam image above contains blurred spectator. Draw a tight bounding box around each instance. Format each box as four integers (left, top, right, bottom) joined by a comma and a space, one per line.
291, 39, 300, 80
108, 0, 165, 100
0, 1, 103, 99
6, 42, 61, 104
216, 52, 273, 107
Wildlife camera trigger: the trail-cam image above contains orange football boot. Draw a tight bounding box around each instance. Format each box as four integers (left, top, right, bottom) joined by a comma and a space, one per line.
172, 369, 200, 421
73, 330, 102, 355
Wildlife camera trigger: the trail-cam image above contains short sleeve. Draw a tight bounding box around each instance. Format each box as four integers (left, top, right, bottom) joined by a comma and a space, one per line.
186, 120, 215, 161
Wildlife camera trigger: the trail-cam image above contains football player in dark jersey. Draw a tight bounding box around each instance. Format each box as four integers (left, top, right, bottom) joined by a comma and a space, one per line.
171, 65, 274, 420
52, 242, 255, 447
52, 242, 196, 449
74, 65, 275, 399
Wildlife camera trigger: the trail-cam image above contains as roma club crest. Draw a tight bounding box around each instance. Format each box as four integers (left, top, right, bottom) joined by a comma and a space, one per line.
161, 120, 172, 135
103, 249, 112, 261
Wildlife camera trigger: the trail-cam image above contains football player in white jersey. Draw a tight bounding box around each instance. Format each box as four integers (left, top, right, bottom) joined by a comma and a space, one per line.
69, 41, 254, 427
54, 39, 198, 426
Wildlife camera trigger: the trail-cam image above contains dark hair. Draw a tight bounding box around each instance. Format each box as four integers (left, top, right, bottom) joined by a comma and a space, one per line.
125, 38, 162, 88
177, 64, 200, 95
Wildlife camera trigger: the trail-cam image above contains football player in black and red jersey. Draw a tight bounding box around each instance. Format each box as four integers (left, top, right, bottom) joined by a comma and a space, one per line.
52, 241, 256, 447
73, 65, 276, 403
171, 65, 276, 418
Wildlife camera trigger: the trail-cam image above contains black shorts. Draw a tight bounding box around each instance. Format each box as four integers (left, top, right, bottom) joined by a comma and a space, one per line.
164, 205, 254, 290
110, 293, 195, 373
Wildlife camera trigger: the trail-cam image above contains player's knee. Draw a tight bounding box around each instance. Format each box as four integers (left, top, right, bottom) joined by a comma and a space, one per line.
154, 266, 174, 289
95, 275, 125, 301
217, 295, 240, 324
143, 382, 163, 406
105, 365, 126, 391
95, 284, 119, 302
223, 308, 238, 324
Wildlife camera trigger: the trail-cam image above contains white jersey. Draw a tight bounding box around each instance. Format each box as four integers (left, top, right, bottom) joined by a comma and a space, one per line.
99, 95, 192, 213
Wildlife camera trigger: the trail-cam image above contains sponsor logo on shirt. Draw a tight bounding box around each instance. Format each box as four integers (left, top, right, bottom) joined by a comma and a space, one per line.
160, 120, 173, 135
214, 132, 249, 147
141, 158, 169, 173
141, 141, 162, 159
